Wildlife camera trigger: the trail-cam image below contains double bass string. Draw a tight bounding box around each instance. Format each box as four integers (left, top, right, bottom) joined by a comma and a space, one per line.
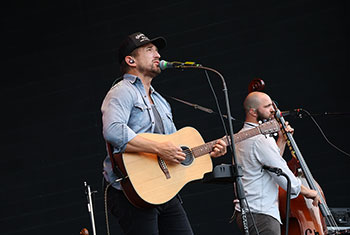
274, 104, 340, 233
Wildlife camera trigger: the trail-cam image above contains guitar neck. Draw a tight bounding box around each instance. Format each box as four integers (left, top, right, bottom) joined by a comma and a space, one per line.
191, 127, 262, 158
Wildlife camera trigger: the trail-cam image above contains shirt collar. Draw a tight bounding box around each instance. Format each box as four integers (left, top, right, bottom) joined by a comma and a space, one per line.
123, 73, 155, 94
123, 73, 139, 83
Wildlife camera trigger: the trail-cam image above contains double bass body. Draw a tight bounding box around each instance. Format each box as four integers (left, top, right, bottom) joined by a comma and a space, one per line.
279, 165, 328, 234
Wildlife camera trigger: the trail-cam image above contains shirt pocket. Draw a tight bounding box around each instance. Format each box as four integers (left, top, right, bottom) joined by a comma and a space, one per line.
134, 102, 147, 112
129, 102, 151, 131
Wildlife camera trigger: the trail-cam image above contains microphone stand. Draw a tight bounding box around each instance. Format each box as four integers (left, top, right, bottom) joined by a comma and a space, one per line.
263, 166, 291, 235
177, 65, 250, 235
84, 181, 97, 235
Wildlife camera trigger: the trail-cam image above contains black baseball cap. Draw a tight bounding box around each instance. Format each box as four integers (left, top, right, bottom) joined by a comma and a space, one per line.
118, 32, 167, 63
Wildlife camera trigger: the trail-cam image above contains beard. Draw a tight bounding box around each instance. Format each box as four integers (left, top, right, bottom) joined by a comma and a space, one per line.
256, 109, 273, 123
139, 62, 161, 78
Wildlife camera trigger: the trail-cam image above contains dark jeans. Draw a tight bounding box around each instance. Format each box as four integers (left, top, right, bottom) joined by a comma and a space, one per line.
107, 186, 194, 235
236, 211, 281, 235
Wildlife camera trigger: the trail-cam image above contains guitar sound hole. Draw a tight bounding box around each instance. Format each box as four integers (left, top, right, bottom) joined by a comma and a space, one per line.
180, 146, 194, 166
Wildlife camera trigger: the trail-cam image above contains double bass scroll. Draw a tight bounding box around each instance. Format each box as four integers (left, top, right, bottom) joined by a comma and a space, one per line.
248, 78, 265, 93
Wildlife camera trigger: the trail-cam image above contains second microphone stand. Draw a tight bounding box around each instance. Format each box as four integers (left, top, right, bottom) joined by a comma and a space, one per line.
174, 65, 250, 235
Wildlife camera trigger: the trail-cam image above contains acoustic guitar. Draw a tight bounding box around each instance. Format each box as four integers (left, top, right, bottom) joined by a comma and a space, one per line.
112, 119, 280, 208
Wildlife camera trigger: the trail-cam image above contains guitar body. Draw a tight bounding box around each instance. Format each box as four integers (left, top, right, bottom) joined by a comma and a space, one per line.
114, 127, 212, 208
111, 120, 280, 208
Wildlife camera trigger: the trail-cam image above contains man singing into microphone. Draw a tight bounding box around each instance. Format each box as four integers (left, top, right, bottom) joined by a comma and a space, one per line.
234, 91, 320, 235
101, 32, 227, 234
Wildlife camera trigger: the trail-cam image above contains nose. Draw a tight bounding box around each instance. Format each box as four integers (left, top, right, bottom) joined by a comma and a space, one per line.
154, 50, 160, 59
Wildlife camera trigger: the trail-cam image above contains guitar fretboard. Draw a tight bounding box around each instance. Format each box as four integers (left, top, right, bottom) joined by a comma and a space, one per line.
191, 127, 262, 158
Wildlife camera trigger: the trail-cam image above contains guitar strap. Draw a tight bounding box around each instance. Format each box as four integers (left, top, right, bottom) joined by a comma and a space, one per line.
111, 76, 123, 87
106, 142, 127, 180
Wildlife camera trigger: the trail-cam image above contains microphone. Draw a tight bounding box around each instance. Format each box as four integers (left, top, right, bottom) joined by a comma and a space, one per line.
280, 108, 303, 118
159, 60, 201, 70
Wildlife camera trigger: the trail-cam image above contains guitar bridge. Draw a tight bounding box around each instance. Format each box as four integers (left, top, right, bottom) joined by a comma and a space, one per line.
158, 157, 171, 179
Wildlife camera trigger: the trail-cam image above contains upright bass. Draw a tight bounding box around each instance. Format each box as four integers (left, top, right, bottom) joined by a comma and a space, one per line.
248, 78, 341, 235
274, 104, 341, 235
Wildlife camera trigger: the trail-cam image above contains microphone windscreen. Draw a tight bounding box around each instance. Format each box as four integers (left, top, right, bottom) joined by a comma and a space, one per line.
159, 60, 168, 70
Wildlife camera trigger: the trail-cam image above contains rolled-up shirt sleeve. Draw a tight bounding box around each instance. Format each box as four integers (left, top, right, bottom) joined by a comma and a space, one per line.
101, 85, 137, 153
254, 137, 301, 198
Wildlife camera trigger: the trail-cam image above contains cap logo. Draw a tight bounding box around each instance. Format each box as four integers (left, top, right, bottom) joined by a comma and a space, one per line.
135, 33, 149, 43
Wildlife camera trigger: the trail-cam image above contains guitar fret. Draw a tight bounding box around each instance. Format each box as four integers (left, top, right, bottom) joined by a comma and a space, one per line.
192, 141, 214, 157
190, 119, 279, 158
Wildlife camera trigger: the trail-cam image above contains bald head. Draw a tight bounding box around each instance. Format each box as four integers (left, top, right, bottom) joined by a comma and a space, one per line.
243, 92, 268, 113
243, 92, 275, 123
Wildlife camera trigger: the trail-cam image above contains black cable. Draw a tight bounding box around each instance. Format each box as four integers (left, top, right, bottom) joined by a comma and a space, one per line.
104, 182, 112, 235
203, 70, 229, 141
104, 178, 123, 235
301, 109, 350, 157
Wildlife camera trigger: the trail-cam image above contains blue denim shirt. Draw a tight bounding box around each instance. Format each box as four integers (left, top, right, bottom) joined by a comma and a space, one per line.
101, 74, 177, 188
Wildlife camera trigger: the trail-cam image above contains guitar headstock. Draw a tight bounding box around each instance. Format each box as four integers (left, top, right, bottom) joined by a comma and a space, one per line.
259, 119, 280, 135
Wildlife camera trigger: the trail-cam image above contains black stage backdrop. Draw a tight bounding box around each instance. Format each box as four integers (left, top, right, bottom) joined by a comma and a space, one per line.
1, 0, 349, 234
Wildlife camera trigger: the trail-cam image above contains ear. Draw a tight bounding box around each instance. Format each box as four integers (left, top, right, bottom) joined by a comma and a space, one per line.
125, 56, 136, 67
249, 108, 257, 117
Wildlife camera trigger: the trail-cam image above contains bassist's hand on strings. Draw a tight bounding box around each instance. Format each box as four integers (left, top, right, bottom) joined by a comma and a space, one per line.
276, 121, 294, 155
301, 185, 321, 207
278, 121, 294, 140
